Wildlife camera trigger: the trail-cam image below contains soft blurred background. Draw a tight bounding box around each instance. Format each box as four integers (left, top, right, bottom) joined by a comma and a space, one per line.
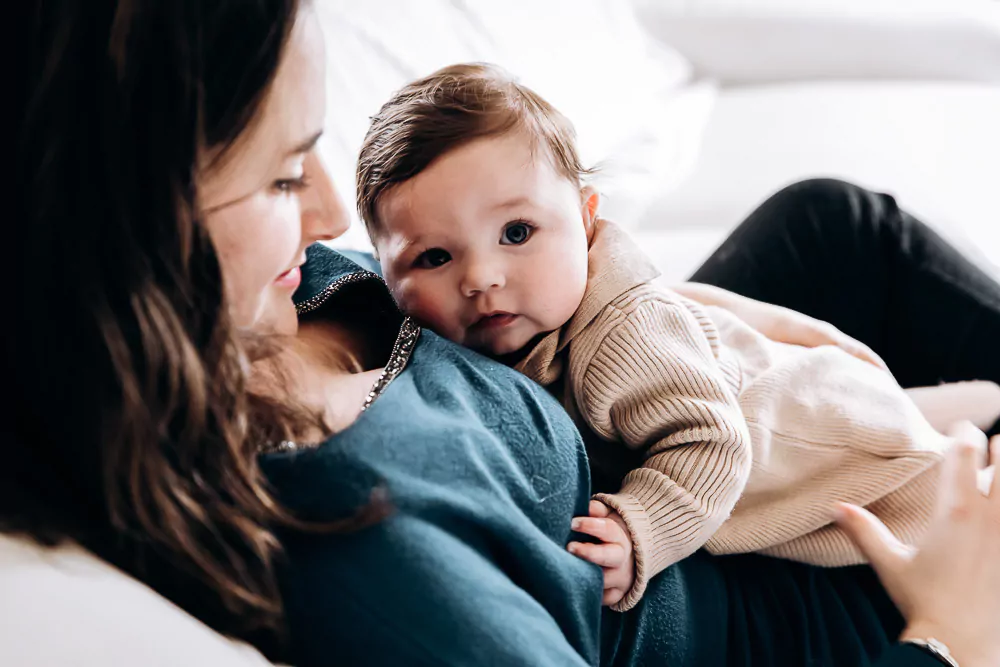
316, 0, 1000, 280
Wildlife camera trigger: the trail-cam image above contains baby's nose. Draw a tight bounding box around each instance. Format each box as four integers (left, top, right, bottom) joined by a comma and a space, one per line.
460, 262, 505, 297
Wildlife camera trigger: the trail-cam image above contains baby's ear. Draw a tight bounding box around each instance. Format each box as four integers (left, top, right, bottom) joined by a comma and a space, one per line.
580, 186, 600, 236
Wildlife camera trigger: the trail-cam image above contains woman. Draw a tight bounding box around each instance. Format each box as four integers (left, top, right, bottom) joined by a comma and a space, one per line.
9, 1, 1000, 666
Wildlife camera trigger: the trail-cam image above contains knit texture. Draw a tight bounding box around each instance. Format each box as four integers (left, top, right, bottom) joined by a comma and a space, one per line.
517, 220, 949, 612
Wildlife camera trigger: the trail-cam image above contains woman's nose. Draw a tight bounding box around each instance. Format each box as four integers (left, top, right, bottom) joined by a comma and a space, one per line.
460, 258, 506, 297
300, 152, 350, 243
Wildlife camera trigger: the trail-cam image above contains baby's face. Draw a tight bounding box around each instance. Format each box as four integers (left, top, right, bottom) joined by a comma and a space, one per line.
373, 132, 591, 356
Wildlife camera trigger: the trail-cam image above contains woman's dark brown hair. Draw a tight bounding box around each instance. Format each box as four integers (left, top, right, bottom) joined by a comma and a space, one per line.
8, 0, 330, 645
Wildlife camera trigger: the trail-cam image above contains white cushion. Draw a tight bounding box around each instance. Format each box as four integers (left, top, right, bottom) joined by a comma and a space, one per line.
633, 81, 1000, 282
0, 534, 277, 667
633, 0, 1000, 85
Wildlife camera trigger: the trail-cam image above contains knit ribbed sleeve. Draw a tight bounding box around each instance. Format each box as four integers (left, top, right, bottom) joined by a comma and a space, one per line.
573, 286, 752, 612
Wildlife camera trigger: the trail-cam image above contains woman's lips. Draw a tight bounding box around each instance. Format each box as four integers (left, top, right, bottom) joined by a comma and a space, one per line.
274, 266, 302, 289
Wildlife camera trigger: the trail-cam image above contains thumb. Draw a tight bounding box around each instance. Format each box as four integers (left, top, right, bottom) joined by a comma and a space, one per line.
589, 500, 611, 518
834, 503, 910, 578
844, 341, 891, 374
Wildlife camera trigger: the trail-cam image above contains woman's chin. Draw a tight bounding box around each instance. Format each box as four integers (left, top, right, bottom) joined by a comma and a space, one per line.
245, 296, 299, 336
269, 302, 300, 336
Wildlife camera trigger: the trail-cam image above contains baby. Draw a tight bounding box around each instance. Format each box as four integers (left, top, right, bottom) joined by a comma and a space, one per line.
357, 63, 1000, 611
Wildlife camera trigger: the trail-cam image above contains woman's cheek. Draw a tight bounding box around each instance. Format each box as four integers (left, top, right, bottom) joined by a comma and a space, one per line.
229, 258, 277, 330
269, 197, 305, 268
229, 198, 301, 329
207, 222, 261, 327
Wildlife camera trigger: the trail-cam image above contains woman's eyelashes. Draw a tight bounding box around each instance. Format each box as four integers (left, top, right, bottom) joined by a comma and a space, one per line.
272, 173, 310, 194
414, 248, 452, 269
500, 220, 534, 246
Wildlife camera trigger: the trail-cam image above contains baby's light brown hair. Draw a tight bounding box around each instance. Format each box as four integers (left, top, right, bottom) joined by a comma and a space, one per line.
357, 62, 593, 240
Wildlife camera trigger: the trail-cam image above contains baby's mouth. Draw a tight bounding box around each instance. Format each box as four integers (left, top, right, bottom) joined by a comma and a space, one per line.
470, 311, 519, 332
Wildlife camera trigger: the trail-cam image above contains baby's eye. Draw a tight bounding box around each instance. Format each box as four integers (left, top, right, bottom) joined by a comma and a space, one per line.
414, 248, 452, 269
500, 221, 533, 246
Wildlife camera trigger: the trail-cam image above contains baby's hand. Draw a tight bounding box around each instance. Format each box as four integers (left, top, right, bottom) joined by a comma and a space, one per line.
568, 500, 635, 607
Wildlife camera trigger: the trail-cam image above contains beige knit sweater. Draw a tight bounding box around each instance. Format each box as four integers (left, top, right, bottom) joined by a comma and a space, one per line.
516, 220, 950, 612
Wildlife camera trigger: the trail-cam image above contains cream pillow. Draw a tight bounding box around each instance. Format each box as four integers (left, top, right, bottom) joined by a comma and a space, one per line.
0, 534, 278, 667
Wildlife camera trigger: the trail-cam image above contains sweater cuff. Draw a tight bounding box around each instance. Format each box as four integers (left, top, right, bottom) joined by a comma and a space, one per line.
591, 492, 653, 612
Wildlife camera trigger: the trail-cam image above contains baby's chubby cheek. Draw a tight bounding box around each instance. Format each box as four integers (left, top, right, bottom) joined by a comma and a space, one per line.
390, 280, 463, 342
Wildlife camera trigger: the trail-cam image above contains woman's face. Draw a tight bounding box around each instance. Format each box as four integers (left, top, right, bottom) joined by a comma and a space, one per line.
200, 10, 348, 335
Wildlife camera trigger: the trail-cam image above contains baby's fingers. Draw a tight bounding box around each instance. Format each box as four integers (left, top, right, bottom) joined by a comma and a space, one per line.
602, 587, 625, 607
589, 500, 611, 518
572, 516, 626, 544
568, 541, 626, 568
839, 337, 891, 374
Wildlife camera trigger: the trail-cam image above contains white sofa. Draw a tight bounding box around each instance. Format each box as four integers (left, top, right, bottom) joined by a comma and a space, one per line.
320, 0, 1000, 282
4, 2, 998, 664
627, 0, 1000, 281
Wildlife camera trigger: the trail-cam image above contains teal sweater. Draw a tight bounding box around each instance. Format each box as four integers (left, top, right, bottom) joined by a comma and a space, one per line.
260, 247, 939, 667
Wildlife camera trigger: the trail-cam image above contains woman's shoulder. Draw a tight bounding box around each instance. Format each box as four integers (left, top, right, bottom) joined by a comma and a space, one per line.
364, 327, 583, 454
260, 332, 603, 667
261, 328, 588, 526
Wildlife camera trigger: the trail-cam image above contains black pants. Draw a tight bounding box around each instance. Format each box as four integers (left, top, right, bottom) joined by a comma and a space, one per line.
691, 178, 1000, 396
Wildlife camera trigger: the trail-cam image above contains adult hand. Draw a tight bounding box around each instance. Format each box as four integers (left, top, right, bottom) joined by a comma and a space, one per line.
835, 423, 1000, 667
671, 282, 889, 373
